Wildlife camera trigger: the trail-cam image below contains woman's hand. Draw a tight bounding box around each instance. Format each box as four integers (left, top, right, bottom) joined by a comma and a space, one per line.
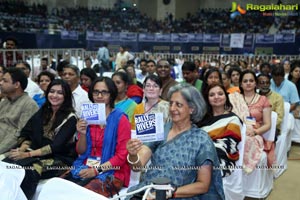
8, 148, 29, 160
246, 124, 256, 137
126, 139, 143, 156
76, 119, 88, 135
78, 168, 97, 179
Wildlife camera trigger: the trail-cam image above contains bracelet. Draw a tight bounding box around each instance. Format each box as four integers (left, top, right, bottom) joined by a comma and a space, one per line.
127, 154, 140, 165
97, 165, 103, 174
27, 152, 32, 157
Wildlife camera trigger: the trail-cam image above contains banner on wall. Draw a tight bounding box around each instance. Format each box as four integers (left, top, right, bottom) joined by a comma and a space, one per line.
203, 34, 221, 43
61, 30, 78, 40
230, 33, 245, 48
275, 33, 295, 43
86, 31, 104, 41
244, 33, 254, 47
188, 33, 203, 42
138, 33, 156, 42
120, 32, 137, 41
102, 32, 120, 41
155, 33, 171, 42
256, 34, 275, 44
171, 33, 189, 43
221, 34, 230, 47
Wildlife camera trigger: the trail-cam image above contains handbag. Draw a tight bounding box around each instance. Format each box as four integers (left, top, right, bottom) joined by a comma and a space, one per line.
84, 175, 123, 198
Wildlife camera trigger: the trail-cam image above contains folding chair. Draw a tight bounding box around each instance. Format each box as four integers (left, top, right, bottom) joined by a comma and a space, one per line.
243, 112, 277, 198
223, 123, 246, 200
274, 102, 290, 178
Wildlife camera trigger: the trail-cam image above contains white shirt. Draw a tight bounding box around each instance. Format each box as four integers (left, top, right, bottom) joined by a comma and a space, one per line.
72, 85, 91, 117
115, 51, 134, 70
25, 78, 43, 98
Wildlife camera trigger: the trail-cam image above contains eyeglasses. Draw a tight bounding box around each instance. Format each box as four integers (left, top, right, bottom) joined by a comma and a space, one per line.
92, 90, 110, 97
144, 84, 160, 89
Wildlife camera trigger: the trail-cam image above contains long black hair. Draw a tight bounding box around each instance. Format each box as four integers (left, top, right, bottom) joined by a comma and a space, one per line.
41, 79, 75, 131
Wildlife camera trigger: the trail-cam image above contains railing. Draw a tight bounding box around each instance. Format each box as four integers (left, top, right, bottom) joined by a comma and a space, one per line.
1, 49, 300, 77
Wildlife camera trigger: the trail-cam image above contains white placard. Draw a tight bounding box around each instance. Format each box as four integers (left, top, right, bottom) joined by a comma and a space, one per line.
132, 113, 164, 142
80, 103, 106, 125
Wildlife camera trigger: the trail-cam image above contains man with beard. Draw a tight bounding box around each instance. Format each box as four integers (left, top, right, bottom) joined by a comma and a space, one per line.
257, 73, 284, 135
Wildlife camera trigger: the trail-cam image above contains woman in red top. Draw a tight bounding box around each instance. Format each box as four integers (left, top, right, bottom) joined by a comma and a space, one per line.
69, 77, 131, 197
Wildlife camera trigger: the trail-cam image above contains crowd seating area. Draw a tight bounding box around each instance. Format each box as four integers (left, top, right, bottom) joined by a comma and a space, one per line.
2, 48, 300, 80
0, 1, 300, 34
1, 47, 300, 199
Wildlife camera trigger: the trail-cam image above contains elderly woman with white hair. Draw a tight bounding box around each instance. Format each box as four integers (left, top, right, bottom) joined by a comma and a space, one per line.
126, 83, 225, 200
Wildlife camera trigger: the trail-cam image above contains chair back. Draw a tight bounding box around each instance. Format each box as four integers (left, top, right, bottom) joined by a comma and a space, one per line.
236, 123, 246, 166
262, 111, 277, 142
280, 102, 290, 135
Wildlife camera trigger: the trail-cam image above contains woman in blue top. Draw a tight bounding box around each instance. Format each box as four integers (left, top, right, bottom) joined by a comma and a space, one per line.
126, 83, 225, 200
33, 71, 55, 107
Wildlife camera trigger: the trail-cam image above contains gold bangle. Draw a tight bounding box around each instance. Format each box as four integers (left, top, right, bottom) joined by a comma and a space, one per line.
127, 154, 140, 165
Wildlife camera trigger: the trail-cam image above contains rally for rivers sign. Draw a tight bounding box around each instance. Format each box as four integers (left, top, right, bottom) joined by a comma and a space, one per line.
81, 103, 106, 125
132, 113, 164, 142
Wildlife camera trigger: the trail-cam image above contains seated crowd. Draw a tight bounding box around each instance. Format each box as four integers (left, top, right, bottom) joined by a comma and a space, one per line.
0, 1, 300, 34
0, 53, 299, 200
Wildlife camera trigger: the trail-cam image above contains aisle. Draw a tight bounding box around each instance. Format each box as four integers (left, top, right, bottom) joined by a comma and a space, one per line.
267, 144, 300, 200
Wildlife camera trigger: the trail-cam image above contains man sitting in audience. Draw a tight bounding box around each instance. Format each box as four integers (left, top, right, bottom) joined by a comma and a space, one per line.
271, 64, 299, 112
181, 61, 202, 91
259, 62, 273, 76
258, 73, 284, 136
36, 57, 57, 78
15, 61, 42, 98
62, 64, 90, 116
146, 60, 157, 75
136, 59, 148, 83
156, 59, 178, 100
0, 68, 38, 154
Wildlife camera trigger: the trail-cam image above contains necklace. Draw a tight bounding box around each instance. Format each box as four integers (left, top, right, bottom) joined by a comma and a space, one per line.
244, 93, 256, 105
144, 100, 160, 114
